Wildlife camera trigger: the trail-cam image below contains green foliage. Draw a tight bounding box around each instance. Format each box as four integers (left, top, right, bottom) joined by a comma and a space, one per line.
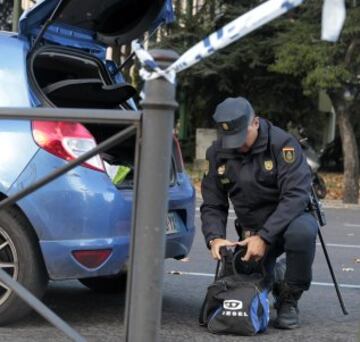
151, 0, 360, 159
303, 66, 351, 95
271, 0, 360, 97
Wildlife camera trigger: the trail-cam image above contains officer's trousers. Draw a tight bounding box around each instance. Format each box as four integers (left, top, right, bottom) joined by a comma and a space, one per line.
262, 212, 318, 290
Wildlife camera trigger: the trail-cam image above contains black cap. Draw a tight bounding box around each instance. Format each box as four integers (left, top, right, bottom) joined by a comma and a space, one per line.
213, 97, 254, 149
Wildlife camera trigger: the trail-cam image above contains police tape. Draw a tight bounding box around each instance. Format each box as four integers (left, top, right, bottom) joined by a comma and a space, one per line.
132, 40, 177, 83
321, 0, 346, 42
133, 0, 345, 84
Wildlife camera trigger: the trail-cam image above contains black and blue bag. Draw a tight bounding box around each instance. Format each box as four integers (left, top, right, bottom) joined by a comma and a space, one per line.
199, 248, 270, 336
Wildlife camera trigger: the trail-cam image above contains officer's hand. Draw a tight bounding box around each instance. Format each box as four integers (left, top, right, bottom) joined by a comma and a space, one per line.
238, 235, 267, 262
210, 238, 240, 261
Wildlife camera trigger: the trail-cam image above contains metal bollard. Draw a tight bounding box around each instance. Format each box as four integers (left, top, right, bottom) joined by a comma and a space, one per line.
125, 50, 179, 342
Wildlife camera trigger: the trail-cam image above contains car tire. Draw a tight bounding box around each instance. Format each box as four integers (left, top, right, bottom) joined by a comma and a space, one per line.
0, 206, 48, 325
78, 273, 127, 294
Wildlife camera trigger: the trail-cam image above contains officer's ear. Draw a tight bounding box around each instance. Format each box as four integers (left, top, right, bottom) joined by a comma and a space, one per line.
253, 116, 260, 129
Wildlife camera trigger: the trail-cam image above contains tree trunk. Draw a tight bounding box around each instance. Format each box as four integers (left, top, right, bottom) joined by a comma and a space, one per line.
330, 92, 359, 203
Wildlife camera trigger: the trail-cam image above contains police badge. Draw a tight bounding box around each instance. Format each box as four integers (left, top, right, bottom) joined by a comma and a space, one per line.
222, 123, 230, 131
282, 147, 295, 163
264, 160, 273, 171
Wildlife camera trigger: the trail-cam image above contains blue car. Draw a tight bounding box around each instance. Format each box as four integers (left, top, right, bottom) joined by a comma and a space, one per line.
0, 0, 195, 324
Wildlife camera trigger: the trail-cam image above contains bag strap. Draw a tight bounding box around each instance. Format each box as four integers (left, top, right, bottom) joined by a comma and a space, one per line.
214, 247, 234, 281
214, 260, 221, 281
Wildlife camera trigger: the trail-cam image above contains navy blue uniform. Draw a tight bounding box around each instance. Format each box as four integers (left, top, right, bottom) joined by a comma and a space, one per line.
201, 118, 318, 289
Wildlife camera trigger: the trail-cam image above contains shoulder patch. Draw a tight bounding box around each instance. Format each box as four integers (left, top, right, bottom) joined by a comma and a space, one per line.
282, 147, 295, 163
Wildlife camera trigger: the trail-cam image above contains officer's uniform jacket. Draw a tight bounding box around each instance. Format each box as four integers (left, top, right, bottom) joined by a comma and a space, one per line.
200, 118, 311, 246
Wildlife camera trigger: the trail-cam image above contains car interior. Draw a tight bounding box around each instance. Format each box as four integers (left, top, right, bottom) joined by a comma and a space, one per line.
28, 46, 176, 188
30, 47, 137, 109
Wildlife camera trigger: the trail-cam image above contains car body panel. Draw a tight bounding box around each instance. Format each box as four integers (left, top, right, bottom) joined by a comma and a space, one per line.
41, 227, 195, 280
8, 149, 195, 280
0, 33, 31, 107
8, 149, 133, 241
0, 121, 39, 194
0, 34, 39, 193
40, 236, 130, 279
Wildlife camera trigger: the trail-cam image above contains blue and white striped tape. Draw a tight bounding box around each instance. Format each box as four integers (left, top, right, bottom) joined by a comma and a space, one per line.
321, 0, 346, 42
133, 0, 345, 84
132, 40, 177, 84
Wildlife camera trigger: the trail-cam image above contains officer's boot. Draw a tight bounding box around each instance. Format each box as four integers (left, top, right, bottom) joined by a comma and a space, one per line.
274, 282, 303, 329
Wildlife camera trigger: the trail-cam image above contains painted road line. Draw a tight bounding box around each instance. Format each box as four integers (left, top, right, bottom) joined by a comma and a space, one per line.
169, 271, 214, 277
196, 207, 235, 214
344, 223, 360, 228
316, 243, 360, 249
168, 271, 360, 289
311, 282, 360, 289
195, 214, 237, 220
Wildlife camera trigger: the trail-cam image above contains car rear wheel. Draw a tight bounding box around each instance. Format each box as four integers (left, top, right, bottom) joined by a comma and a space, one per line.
0, 207, 48, 325
78, 273, 127, 294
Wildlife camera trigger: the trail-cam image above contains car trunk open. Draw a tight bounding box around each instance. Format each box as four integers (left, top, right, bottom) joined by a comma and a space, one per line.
29, 46, 137, 109
28, 46, 177, 188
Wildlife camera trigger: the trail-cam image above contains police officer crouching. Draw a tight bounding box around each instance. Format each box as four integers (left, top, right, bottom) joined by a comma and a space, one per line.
200, 97, 318, 329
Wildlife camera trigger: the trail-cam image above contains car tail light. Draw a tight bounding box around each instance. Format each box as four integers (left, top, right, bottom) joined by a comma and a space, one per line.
173, 135, 184, 172
72, 249, 112, 269
32, 121, 105, 172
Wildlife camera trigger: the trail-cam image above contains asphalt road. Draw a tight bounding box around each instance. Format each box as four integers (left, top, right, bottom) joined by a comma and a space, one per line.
0, 205, 359, 341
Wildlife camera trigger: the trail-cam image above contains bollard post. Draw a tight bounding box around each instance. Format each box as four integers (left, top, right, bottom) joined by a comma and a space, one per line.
125, 49, 179, 342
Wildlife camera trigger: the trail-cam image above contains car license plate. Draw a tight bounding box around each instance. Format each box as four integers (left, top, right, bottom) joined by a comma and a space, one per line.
166, 213, 179, 235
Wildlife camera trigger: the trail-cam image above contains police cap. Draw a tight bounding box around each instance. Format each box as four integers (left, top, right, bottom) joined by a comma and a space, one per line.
213, 97, 255, 149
